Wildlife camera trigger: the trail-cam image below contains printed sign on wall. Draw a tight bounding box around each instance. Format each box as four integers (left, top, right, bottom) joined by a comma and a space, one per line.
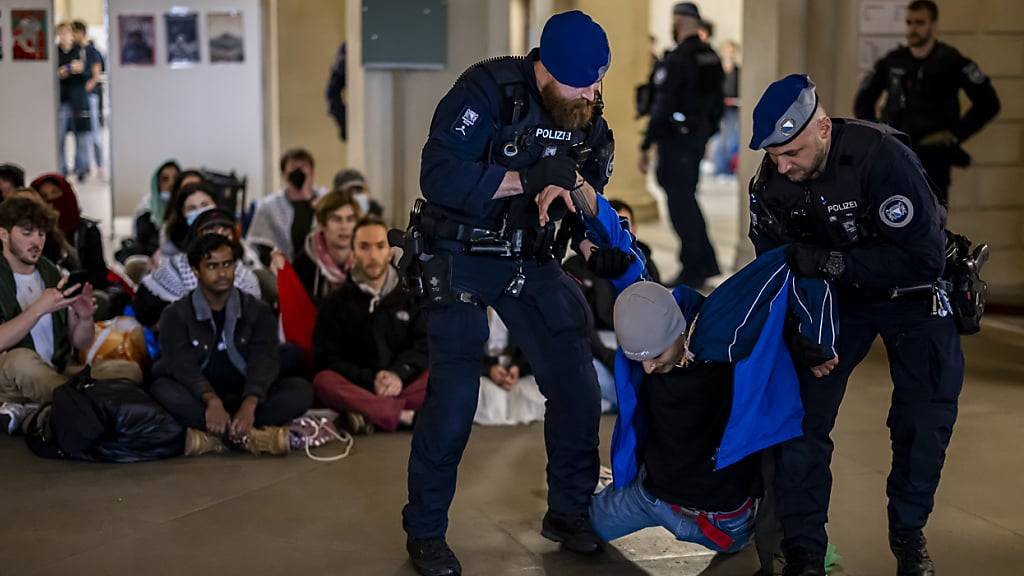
12, 9, 47, 61
119, 14, 155, 66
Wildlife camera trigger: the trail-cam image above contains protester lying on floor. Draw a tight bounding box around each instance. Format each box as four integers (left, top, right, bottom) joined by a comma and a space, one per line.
149, 234, 312, 456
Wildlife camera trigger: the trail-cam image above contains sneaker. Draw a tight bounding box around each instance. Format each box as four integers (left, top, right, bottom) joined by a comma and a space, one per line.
541, 509, 603, 554
890, 531, 935, 576
781, 546, 825, 576
184, 428, 227, 456
0, 403, 37, 435
243, 426, 290, 456
407, 538, 461, 576
342, 411, 376, 435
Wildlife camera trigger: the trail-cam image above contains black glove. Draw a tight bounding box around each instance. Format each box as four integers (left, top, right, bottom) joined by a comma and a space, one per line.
587, 247, 635, 279
784, 314, 836, 368
520, 155, 577, 198
785, 243, 845, 281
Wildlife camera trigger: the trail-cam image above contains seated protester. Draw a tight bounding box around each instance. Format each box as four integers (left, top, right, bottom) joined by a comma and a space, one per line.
133, 160, 181, 257
312, 218, 428, 434
135, 208, 261, 329
332, 168, 383, 218
247, 148, 327, 264
149, 234, 312, 456
0, 163, 26, 200
590, 282, 758, 552
473, 309, 545, 426
290, 188, 361, 304
160, 181, 221, 261
31, 174, 110, 291
0, 198, 142, 434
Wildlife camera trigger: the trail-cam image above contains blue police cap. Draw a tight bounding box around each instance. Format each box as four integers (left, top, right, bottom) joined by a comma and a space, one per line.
749, 74, 819, 150
540, 11, 611, 88
673, 2, 701, 19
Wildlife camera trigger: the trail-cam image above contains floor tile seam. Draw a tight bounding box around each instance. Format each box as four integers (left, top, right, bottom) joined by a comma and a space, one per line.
942, 501, 1024, 540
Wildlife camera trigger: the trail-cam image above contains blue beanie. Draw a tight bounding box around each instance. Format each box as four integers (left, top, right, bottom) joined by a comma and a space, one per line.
540, 11, 611, 88
749, 74, 819, 150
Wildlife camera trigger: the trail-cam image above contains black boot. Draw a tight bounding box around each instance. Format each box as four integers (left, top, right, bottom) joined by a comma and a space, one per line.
541, 509, 603, 554
781, 546, 825, 576
407, 538, 461, 576
890, 531, 935, 576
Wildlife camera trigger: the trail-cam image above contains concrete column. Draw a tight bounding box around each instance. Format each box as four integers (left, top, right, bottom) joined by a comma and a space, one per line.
573, 0, 656, 219
734, 0, 807, 267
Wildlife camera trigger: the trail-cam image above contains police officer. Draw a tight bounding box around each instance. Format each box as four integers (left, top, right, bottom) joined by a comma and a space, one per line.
854, 0, 1000, 206
639, 1, 724, 288
402, 11, 620, 576
748, 74, 964, 576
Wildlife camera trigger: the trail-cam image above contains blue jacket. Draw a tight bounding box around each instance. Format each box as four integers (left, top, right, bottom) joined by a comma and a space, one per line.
611, 247, 837, 488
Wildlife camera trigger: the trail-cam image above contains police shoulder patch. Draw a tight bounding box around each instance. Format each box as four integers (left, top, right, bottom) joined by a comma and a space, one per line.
450, 105, 481, 141
605, 153, 615, 179
879, 194, 914, 228
963, 62, 987, 84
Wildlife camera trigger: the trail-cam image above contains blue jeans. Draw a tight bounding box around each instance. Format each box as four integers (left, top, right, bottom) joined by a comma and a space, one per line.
58, 103, 89, 176
88, 93, 103, 168
590, 470, 756, 553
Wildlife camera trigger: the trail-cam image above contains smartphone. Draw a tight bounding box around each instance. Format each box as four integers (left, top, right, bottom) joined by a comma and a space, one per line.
64, 270, 90, 297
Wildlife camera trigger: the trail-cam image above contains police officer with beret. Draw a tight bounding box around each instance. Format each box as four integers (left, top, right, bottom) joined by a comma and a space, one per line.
401, 11, 621, 576
639, 1, 724, 288
748, 74, 964, 576
854, 0, 1000, 206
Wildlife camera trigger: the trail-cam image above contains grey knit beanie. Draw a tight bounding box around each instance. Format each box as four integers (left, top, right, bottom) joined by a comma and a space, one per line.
614, 282, 687, 362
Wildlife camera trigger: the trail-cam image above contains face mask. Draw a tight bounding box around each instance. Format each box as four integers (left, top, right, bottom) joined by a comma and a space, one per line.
159, 190, 171, 201
287, 169, 307, 190
353, 191, 370, 213
184, 205, 212, 226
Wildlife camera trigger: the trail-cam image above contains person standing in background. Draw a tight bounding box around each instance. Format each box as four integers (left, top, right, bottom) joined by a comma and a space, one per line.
71, 21, 106, 181
55, 22, 91, 182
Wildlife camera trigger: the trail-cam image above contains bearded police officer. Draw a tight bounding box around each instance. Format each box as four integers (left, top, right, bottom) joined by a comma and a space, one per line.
854, 0, 1000, 206
401, 11, 620, 576
638, 2, 724, 288
749, 75, 964, 576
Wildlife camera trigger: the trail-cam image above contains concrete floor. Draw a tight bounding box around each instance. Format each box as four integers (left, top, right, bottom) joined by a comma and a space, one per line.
9, 165, 1022, 575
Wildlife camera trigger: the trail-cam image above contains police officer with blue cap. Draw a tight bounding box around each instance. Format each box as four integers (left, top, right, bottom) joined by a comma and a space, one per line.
400, 10, 620, 576
747, 74, 966, 576
638, 1, 724, 288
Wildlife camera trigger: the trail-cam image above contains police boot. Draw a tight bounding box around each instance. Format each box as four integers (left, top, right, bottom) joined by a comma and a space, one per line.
889, 531, 935, 576
541, 509, 603, 554
184, 428, 228, 457
781, 546, 825, 576
242, 426, 290, 456
407, 537, 461, 576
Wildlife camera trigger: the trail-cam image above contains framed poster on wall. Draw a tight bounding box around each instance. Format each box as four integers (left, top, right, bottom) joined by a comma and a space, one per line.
208, 11, 244, 63
119, 14, 155, 66
12, 9, 47, 61
165, 11, 199, 67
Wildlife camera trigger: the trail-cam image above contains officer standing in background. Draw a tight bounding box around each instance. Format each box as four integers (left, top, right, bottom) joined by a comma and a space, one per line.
639, 2, 724, 289
402, 11, 620, 576
749, 74, 964, 576
854, 0, 1000, 206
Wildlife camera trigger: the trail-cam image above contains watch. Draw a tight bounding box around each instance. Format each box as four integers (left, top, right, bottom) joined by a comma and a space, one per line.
823, 251, 846, 281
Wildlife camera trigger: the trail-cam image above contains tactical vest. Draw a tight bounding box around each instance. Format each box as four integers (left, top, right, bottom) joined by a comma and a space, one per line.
750, 119, 913, 250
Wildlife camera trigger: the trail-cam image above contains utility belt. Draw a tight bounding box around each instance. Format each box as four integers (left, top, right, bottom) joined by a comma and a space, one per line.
388, 199, 557, 307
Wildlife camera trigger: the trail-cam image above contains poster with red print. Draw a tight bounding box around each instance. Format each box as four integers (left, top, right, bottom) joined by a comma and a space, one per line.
12, 9, 47, 61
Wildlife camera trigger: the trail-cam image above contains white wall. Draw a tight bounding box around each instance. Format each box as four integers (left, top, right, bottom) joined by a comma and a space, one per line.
0, 0, 59, 179
107, 0, 263, 217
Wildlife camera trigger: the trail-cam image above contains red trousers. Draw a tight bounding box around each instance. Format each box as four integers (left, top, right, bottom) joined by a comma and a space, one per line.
313, 370, 428, 432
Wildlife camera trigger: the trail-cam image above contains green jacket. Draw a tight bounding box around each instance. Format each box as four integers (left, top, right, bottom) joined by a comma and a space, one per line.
0, 255, 72, 372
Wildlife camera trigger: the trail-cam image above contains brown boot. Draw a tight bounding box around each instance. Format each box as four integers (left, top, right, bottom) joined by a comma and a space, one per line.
184, 428, 227, 457
243, 426, 290, 456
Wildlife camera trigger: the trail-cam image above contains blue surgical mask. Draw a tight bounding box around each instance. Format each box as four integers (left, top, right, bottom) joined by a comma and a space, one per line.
184, 205, 212, 226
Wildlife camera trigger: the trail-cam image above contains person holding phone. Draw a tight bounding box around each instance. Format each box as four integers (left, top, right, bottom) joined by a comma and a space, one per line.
0, 198, 142, 435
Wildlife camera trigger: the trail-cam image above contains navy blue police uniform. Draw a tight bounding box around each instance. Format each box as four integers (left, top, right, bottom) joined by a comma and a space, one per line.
642, 2, 724, 287
854, 40, 1000, 205
401, 11, 615, 573
749, 75, 964, 574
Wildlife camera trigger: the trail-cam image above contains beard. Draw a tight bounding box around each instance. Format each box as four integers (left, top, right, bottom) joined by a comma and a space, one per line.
11, 242, 41, 266
541, 83, 596, 130
907, 30, 932, 48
